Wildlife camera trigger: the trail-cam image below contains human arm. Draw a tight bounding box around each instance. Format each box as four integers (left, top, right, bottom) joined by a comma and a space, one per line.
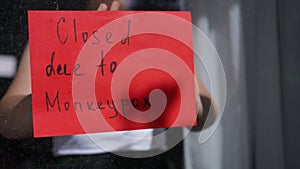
192, 72, 218, 131
0, 44, 33, 139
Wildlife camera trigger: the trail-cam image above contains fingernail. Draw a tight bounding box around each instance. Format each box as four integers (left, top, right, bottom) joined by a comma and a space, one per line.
99, 3, 104, 10
99, 3, 108, 10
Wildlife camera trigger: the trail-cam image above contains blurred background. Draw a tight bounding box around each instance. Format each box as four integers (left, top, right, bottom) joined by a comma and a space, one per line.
0, 0, 299, 168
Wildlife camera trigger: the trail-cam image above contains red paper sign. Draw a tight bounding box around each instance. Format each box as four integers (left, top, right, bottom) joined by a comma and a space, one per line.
28, 11, 196, 137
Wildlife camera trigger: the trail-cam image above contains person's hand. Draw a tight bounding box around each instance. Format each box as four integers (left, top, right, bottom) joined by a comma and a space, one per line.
95, 0, 120, 11
190, 74, 216, 131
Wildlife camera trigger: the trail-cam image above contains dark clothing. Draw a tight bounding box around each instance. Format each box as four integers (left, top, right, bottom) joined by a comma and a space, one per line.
54, 152, 169, 169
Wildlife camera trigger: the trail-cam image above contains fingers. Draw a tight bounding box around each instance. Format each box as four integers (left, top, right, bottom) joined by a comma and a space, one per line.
97, 1, 120, 11
110, 1, 120, 10
97, 3, 108, 11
